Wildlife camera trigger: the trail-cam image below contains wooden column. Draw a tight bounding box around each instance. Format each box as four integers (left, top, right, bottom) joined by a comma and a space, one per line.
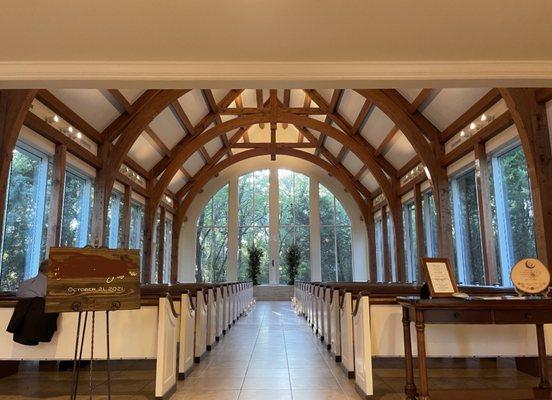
0, 90, 37, 247
500, 88, 552, 269
157, 207, 166, 284
45, 144, 67, 253
414, 183, 425, 282
381, 205, 391, 282
143, 199, 155, 284
171, 213, 182, 283
90, 143, 112, 246
121, 185, 132, 249
432, 167, 455, 265
474, 142, 499, 284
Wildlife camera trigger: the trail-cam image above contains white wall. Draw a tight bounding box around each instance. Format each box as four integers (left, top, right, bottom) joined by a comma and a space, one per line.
178, 155, 368, 283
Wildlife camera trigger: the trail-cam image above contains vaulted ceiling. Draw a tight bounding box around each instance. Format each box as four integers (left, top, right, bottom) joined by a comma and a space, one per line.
28, 87, 504, 204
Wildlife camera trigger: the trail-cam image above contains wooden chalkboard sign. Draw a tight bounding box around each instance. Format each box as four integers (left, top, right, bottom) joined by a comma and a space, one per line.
45, 247, 141, 313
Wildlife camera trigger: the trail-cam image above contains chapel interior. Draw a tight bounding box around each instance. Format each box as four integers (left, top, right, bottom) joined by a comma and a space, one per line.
1, 2, 552, 400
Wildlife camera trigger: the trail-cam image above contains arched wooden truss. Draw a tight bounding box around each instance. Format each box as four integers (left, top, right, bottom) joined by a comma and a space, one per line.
1, 87, 551, 284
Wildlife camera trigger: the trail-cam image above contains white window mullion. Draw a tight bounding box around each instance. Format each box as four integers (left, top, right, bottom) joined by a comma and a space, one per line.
451, 178, 467, 284
28, 156, 48, 278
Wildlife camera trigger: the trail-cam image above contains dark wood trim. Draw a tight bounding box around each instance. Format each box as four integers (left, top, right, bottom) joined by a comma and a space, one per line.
0, 90, 37, 247
474, 143, 499, 284
441, 111, 514, 166
442, 89, 502, 142
500, 88, 552, 269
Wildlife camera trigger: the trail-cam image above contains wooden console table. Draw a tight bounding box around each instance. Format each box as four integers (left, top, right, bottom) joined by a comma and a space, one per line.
398, 296, 552, 400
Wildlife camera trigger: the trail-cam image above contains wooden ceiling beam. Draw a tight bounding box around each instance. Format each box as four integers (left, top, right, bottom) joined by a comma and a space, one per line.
441, 88, 502, 143
407, 88, 440, 114
306, 89, 397, 177
282, 89, 291, 129
232, 142, 316, 148
36, 90, 103, 144
150, 89, 244, 178
314, 89, 343, 155
536, 88, 552, 104
256, 89, 265, 129
202, 89, 231, 158
376, 125, 401, 156
337, 98, 375, 162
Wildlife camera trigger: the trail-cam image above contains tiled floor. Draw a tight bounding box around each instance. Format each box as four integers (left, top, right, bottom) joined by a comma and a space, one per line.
0, 301, 547, 399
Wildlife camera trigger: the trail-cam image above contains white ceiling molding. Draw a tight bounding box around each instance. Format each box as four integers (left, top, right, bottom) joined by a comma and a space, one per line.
0, 61, 551, 89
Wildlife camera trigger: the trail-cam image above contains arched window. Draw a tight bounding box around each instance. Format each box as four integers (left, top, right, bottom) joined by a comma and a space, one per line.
278, 170, 310, 284
196, 184, 229, 283
319, 184, 353, 282
237, 170, 270, 283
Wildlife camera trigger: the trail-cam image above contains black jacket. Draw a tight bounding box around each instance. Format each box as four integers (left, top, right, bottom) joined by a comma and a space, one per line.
6, 297, 59, 346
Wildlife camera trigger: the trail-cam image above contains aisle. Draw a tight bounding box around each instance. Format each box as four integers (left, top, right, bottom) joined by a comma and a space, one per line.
175, 301, 364, 400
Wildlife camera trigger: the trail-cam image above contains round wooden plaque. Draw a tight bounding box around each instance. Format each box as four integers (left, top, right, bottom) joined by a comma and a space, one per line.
510, 258, 550, 295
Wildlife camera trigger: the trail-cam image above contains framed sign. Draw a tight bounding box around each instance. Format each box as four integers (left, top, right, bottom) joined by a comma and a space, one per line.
421, 258, 458, 298
46, 247, 141, 313
510, 258, 550, 296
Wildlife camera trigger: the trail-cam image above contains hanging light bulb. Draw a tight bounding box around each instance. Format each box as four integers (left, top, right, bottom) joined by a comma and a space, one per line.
76, 131, 82, 139
460, 130, 466, 138
469, 122, 477, 130
480, 114, 488, 122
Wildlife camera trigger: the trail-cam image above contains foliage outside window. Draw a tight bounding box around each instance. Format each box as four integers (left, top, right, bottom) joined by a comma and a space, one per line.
130, 200, 145, 275
422, 191, 438, 257
451, 169, 484, 284
278, 170, 310, 284
105, 191, 124, 249
60, 170, 93, 247
490, 145, 536, 285
319, 184, 352, 282
374, 217, 384, 282
163, 218, 172, 283
403, 202, 418, 282
0, 145, 50, 291
238, 171, 270, 283
196, 184, 229, 283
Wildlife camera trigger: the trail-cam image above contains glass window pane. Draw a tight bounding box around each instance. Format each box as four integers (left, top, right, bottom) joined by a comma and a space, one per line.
452, 169, 484, 284
336, 226, 352, 281
319, 185, 334, 226
61, 171, 90, 247
320, 226, 336, 282
1, 147, 48, 290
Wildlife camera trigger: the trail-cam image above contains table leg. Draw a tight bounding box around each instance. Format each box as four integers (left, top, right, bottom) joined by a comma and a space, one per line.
534, 324, 551, 399
402, 307, 418, 400
415, 310, 430, 400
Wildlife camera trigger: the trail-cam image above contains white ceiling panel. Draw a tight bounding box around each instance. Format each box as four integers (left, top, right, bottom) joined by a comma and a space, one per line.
385, 133, 417, 169
241, 89, 257, 108
127, 134, 163, 171
341, 153, 364, 175
149, 108, 186, 149
50, 89, 120, 132
360, 173, 379, 192
119, 89, 145, 104
317, 89, 333, 105
338, 90, 364, 125
324, 136, 342, 157
204, 138, 223, 157
397, 88, 423, 103
184, 152, 205, 176
290, 89, 306, 107
211, 89, 230, 104
360, 107, 395, 147
168, 170, 186, 193
177, 89, 210, 126
422, 88, 490, 131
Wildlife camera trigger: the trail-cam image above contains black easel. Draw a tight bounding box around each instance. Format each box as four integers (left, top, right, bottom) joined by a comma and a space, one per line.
69, 307, 113, 400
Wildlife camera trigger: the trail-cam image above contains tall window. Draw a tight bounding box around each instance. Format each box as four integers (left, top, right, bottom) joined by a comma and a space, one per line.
387, 214, 396, 281
422, 191, 438, 257
451, 169, 484, 284
375, 217, 384, 282
0, 145, 50, 290
319, 184, 353, 282
490, 145, 536, 285
403, 201, 418, 282
196, 184, 229, 283
163, 218, 173, 283
278, 170, 310, 284
130, 200, 145, 275
106, 191, 124, 248
60, 170, 93, 247
238, 171, 270, 283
